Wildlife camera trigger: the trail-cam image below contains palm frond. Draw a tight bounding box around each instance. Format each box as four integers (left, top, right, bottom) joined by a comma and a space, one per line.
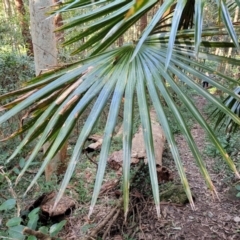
211, 86, 240, 133
2, 30, 240, 216
52, 0, 240, 59
1, 0, 240, 218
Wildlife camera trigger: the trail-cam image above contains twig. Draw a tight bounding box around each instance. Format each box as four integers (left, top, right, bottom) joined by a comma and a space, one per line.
23, 227, 59, 240
0, 236, 16, 239
0, 167, 20, 216
85, 151, 98, 167
26, 169, 38, 174
0, 192, 8, 200
102, 209, 121, 240
159, 201, 184, 207
85, 200, 123, 240
83, 137, 98, 167
130, 226, 139, 240
136, 204, 145, 240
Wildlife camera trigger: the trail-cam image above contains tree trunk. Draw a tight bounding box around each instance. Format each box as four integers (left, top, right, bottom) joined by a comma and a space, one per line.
2, 0, 8, 17
140, 13, 148, 32
29, 0, 67, 181
29, 0, 57, 74
4, 0, 13, 17
3, 0, 19, 52
118, 35, 124, 46
53, 0, 64, 43
14, 0, 34, 56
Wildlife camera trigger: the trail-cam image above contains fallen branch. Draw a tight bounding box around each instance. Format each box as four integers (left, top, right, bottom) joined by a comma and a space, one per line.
23, 227, 59, 240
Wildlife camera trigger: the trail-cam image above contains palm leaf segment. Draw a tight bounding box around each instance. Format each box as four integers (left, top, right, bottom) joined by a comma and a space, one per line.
211, 86, 240, 133
1, 0, 240, 218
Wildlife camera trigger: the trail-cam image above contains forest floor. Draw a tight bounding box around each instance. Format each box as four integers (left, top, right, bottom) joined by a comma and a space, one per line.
60, 95, 240, 240
154, 96, 240, 240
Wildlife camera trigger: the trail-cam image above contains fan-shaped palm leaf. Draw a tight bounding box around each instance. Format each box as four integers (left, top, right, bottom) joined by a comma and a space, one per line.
1, 0, 240, 218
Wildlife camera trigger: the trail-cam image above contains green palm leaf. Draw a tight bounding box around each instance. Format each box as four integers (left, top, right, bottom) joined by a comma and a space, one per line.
135, 54, 160, 217
1, 0, 240, 218
122, 64, 136, 219
194, 0, 205, 54
216, 0, 239, 49
211, 86, 240, 133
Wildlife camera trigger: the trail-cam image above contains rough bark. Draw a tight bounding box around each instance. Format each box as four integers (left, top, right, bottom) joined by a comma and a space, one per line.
29, 0, 57, 75
14, 0, 34, 56
140, 13, 148, 32
118, 35, 124, 46
53, 0, 64, 42
29, 0, 67, 181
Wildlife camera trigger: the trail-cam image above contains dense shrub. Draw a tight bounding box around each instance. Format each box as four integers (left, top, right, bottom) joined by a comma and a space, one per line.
0, 52, 35, 94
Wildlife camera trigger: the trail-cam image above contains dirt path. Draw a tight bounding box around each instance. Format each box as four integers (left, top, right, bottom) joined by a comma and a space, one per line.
157, 96, 240, 239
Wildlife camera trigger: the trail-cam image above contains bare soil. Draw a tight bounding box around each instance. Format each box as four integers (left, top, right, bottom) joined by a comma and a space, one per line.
61, 96, 240, 240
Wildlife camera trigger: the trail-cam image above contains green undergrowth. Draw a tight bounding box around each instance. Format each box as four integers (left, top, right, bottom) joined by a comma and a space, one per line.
0, 199, 66, 239
202, 100, 240, 184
